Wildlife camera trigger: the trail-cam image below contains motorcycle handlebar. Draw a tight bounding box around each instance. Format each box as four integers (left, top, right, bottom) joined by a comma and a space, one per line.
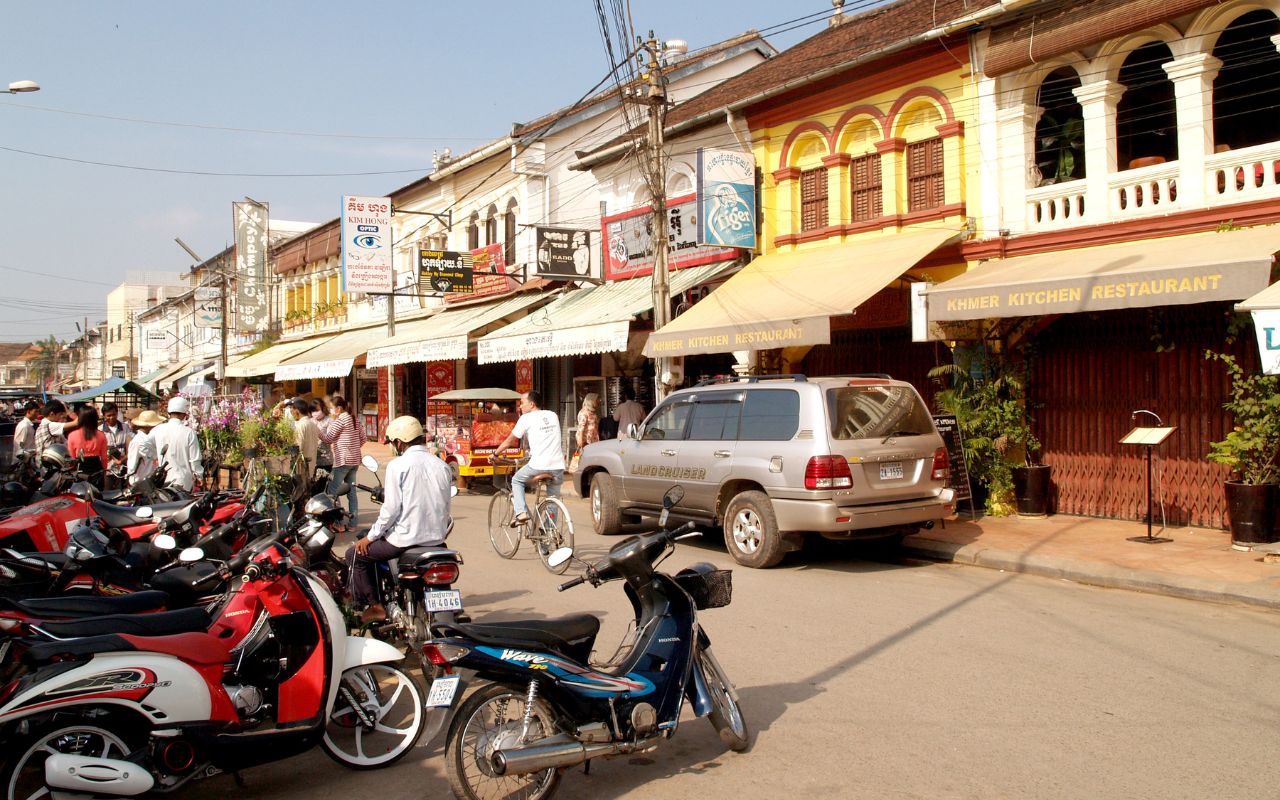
558, 575, 587, 592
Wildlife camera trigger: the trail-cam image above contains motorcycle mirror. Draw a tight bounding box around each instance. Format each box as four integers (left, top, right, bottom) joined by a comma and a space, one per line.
136, 506, 154, 519
177, 547, 204, 564
152, 533, 178, 551
361, 455, 379, 473
662, 486, 685, 508
450, 486, 459, 497
547, 547, 574, 568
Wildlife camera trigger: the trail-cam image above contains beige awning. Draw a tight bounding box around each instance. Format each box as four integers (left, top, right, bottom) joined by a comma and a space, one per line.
274, 324, 389, 380
366, 292, 550, 368
926, 225, 1280, 323
147, 360, 193, 389
224, 337, 330, 379
643, 227, 963, 357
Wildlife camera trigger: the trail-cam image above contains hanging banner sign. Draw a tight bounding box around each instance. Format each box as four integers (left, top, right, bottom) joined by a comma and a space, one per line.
535, 227, 594, 280
341, 195, 393, 294
601, 193, 737, 282
1251, 309, 1280, 375
426, 360, 455, 416
418, 250, 474, 293
233, 201, 269, 333
194, 287, 222, 329
444, 243, 515, 303
696, 148, 757, 249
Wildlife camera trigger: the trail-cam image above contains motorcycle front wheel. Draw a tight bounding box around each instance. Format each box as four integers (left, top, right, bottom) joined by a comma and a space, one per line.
446, 682, 562, 800
2, 716, 140, 800
322, 663, 425, 769
698, 646, 750, 751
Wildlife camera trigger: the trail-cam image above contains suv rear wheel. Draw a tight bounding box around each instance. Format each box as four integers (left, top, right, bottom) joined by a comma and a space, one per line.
590, 473, 623, 536
723, 490, 785, 568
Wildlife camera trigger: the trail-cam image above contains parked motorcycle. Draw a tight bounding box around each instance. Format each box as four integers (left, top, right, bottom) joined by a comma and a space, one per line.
424, 485, 748, 800
0, 527, 426, 799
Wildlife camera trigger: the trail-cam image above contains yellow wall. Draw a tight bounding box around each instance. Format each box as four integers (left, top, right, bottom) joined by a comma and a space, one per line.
753, 59, 980, 257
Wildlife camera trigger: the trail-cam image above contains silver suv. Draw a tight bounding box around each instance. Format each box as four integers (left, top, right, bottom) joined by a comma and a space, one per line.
574, 374, 956, 568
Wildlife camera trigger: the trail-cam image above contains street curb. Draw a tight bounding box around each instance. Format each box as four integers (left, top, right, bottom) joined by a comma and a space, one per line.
902, 536, 1280, 612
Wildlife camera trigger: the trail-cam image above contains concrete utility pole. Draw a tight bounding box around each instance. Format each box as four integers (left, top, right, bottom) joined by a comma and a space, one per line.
642, 34, 674, 402
220, 254, 229, 396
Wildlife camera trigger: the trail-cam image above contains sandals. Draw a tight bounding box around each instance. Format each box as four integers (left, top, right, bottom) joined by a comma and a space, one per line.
509, 512, 530, 528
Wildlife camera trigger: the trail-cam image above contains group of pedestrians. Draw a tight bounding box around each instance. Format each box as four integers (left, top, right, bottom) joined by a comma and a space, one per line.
271, 394, 366, 525
10, 396, 203, 492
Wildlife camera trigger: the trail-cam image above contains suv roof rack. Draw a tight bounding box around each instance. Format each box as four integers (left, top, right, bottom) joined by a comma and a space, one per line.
692, 374, 809, 387
824, 373, 894, 381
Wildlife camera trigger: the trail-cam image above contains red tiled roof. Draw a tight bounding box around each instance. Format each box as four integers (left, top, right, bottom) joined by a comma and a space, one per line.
578, 0, 1001, 163
0, 342, 31, 364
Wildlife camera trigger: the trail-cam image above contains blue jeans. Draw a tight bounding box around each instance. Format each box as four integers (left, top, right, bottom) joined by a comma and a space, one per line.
328, 464, 359, 520
511, 464, 563, 517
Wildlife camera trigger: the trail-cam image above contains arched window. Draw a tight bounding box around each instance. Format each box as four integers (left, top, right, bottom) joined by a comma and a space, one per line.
484, 205, 499, 246
667, 172, 692, 197
504, 203, 518, 267
467, 213, 479, 250
1213, 10, 1280, 150
1116, 41, 1177, 169
1034, 67, 1085, 186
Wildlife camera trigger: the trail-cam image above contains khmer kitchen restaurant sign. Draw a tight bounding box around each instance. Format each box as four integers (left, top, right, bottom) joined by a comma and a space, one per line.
601, 193, 737, 282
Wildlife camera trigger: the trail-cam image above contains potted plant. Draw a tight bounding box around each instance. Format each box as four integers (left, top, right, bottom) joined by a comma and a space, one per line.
1204, 350, 1280, 544
930, 347, 1036, 516
1036, 111, 1084, 186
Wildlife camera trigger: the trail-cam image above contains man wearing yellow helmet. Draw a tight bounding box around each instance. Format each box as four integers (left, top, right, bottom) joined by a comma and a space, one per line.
348, 415, 453, 623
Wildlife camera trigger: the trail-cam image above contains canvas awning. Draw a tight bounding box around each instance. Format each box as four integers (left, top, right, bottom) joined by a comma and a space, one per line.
225, 337, 331, 379
925, 225, 1280, 323
56, 377, 159, 404
478, 261, 736, 364
643, 227, 962, 357
366, 292, 550, 368
147, 360, 193, 389
274, 324, 389, 380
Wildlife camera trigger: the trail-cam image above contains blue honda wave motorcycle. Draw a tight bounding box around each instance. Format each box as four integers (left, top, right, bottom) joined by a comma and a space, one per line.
423, 485, 748, 800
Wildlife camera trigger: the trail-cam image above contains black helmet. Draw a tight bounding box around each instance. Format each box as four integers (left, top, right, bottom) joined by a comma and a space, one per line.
0, 481, 27, 506
64, 521, 111, 562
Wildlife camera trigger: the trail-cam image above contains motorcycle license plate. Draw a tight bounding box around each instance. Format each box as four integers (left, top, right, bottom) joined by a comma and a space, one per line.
879, 462, 904, 480
425, 589, 463, 613
425, 675, 460, 707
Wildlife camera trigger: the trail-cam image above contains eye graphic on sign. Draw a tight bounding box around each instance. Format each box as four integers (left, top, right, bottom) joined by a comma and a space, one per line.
353, 234, 381, 249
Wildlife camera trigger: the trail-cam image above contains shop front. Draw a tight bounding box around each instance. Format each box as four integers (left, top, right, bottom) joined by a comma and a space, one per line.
923, 225, 1280, 527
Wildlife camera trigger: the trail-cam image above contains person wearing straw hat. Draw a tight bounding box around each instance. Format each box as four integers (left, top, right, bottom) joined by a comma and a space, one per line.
127, 409, 164, 488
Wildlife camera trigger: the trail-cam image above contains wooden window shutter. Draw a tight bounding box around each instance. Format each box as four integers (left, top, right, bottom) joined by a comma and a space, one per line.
850, 154, 883, 222
800, 167, 828, 232
907, 138, 944, 212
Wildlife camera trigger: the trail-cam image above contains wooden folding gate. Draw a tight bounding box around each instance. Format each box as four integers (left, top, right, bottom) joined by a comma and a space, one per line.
1029, 305, 1249, 528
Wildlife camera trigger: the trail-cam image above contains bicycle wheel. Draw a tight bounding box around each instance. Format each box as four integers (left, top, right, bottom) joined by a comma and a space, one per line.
487, 491, 521, 558
535, 497, 574, 574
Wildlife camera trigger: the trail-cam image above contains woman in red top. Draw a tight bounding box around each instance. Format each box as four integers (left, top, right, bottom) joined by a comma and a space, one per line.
66, 406, 109, 484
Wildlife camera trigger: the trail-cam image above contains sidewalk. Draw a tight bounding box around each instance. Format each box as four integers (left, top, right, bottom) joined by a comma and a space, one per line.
902, 512, 1280, 612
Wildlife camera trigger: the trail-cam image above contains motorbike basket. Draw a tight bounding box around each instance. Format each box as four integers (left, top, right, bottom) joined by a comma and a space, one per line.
674, 568, 733, 610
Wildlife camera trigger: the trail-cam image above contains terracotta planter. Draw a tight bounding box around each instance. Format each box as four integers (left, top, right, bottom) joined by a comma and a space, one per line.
1012, 464, 1052, 517
1224, 481, 1278, 545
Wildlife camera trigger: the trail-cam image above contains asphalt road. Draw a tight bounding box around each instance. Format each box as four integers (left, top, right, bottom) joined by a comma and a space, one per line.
183, 484, 1280, 800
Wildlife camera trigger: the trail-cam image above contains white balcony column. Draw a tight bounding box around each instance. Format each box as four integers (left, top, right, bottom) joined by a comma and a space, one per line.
997, 103, 1043, 228
1164, 53, 1222, 199
1073, 80, 1125, 218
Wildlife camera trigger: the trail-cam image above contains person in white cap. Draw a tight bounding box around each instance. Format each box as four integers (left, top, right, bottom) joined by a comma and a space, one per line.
151, 396, 203, 492
348, 415, 452, 623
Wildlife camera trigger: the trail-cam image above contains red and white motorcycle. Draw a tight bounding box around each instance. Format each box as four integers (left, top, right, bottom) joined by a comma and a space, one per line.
0, 531, 425, 799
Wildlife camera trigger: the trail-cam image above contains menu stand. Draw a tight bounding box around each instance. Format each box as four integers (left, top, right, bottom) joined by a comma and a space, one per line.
1120, 426, 1177, 543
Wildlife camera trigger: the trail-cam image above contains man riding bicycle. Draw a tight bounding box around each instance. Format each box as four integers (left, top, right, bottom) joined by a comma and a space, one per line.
495, 390, 565, 527
349, 415, 453, 623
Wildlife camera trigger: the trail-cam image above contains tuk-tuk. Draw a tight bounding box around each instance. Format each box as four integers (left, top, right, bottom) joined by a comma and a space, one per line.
425, 388, 524, 486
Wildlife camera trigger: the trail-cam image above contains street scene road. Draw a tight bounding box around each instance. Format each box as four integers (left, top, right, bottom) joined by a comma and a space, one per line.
182, 485, 1280, 800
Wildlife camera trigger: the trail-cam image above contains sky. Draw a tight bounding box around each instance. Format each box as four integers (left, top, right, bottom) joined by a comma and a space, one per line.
0, 0, 842, 345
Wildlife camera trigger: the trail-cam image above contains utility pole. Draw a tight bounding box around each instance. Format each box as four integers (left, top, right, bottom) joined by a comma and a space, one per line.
642, 34, 675, 402
220, 253, 229, 396
82, 316, 88, 385
386, 287, 396, 424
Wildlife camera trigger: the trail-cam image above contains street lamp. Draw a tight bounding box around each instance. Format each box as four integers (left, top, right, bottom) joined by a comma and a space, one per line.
4, 80, 40, 94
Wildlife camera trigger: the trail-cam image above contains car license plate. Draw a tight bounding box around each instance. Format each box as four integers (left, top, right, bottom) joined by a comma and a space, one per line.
879, 461, 904, 480
425, 590, 463, 613
425, 675, 459, 707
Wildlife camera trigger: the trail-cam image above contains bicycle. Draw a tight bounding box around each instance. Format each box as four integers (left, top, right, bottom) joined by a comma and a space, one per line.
487, 454, 574, 574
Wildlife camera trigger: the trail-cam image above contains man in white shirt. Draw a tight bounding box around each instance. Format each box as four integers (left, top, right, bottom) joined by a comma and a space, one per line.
612, 384, 646, 439
496, 390, 565, 525
12, 402, 38, 460
286, 399, 320, 479
151, 397, 203, 492
127, 410, 163, 487
349, 415, 453, 623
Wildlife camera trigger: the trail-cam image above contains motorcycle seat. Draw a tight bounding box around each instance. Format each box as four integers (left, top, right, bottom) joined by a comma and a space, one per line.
23, 633, 133, 666
437, 613, 600, 661
396, 545, 460, 572
92, 498, 191, 530
38, 606, 210, 638
0, 590, 170, 618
